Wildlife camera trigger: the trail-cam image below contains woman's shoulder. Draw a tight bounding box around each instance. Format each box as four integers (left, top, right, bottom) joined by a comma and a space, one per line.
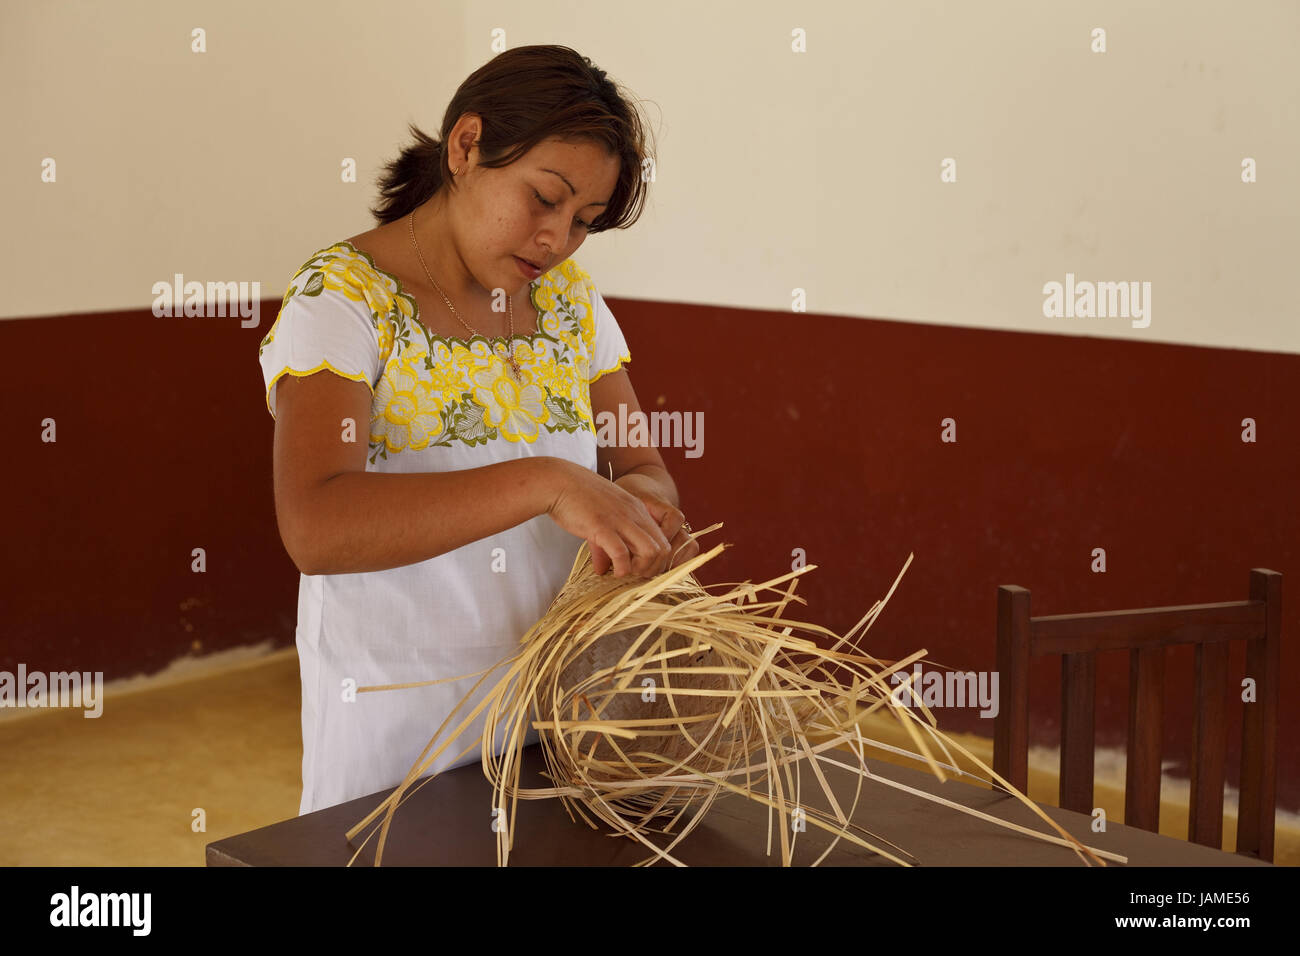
282, 237, 380, 289
278, 236, 417, 326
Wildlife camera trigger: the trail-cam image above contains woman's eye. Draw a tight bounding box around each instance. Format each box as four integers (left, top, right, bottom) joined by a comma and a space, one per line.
534, 191, 592, 230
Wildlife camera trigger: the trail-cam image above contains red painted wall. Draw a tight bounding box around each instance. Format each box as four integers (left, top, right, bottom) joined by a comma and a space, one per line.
1, 298, 1295, 810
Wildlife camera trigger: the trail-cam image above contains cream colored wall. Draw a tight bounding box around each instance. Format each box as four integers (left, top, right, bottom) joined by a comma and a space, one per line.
0, 0, 468, 319
3, 0, 1296, 354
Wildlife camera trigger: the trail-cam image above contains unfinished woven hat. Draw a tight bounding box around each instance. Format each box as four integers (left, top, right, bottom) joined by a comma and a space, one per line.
347, 524, 1114, 867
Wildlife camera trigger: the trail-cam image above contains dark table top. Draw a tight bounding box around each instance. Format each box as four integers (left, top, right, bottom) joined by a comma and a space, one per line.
207, 744, 1270, 867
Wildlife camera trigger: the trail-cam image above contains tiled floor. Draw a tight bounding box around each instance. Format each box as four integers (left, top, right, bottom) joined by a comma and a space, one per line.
1, 648, 1292, 866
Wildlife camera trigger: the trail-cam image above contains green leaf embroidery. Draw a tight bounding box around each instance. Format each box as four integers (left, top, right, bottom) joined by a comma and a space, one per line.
453, 400, 489, 444
301, 272, 325, 296
543, 393, 582, 431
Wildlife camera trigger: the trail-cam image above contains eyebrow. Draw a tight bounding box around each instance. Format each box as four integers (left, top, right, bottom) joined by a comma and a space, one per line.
540, 168, 608, 207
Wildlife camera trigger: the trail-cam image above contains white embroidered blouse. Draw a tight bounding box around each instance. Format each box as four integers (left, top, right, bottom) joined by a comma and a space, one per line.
258, 240, 630, 813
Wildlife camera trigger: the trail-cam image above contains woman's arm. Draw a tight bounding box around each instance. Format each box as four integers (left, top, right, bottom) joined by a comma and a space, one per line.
272, 370, 671, 576
591, 369, 676, 498
590, 369, 699, 569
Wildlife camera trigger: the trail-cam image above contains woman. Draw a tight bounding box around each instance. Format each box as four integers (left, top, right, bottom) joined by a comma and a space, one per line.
257, 45, 698, 814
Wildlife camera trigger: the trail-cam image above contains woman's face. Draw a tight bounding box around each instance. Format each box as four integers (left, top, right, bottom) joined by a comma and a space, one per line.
453, 132, 621, 295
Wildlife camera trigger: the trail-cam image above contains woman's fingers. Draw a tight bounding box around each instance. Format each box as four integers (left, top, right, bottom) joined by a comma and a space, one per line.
592, 529, 632, 577
612, 511, 697, 578
595, 507, 674, 578
667, 525, 699, 570
585, 495, 693, 580
618, 501, 671, 577
589, 541, 613, 576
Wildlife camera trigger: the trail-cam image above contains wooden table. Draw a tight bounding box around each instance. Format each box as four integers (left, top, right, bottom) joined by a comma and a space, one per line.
207, 744, 1271, 867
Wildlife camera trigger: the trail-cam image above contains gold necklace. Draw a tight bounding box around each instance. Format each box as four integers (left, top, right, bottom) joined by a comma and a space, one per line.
408, 209, 523, 381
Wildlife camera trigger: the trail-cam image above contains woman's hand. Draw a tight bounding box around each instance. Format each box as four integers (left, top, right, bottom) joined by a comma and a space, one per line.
543, 460, 691, 578
613, 472, 700, 573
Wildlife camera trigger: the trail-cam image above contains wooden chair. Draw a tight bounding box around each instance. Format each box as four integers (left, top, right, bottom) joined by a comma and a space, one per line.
992, 569, 1280, 862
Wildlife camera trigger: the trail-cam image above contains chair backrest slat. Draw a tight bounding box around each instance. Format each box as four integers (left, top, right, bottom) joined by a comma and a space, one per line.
1059, 651, 1096, 814
1124, 646, 1166, 832
993, 585, 1031, 794
1189, 640, 1229, 848
1236, 569, 1281, 860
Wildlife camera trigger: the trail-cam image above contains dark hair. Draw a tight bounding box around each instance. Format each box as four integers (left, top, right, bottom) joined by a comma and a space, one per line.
370, 45, 653, 233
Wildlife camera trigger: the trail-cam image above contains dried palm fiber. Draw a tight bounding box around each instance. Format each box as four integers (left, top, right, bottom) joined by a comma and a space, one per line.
346, 524, 1121, 867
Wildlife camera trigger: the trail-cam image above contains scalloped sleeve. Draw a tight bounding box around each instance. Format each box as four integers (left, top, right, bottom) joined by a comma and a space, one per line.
258, 289, 381, 420
587, 284, 631, 385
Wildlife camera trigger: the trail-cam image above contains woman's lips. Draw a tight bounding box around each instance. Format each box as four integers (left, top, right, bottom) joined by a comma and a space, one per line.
514, 256, 542, 279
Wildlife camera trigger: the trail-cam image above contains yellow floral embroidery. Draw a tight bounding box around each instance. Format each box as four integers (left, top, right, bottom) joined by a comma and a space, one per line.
472, 360, 549, 443
541, 359, 584, 421
531, 281, 559, 317
540, 312, 563, 337
569, 369, 594, 421
568, 353, 594, 414
427, 359, 470, 405
266, 241, 623, 459
530, 354, 563, 394
572, 350, 591, 382
450, 341, 499, 374
318, 253, 369, 300
448, 342, 473, 371
260, 243, 417, 360
557, 259, 586, 288
371, 345, 445, 452
320, 245, 417, 326
549, 260, 596, 348
393, 291, 416, 321
430, 341, 454, 366
508, 338, 546, 369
